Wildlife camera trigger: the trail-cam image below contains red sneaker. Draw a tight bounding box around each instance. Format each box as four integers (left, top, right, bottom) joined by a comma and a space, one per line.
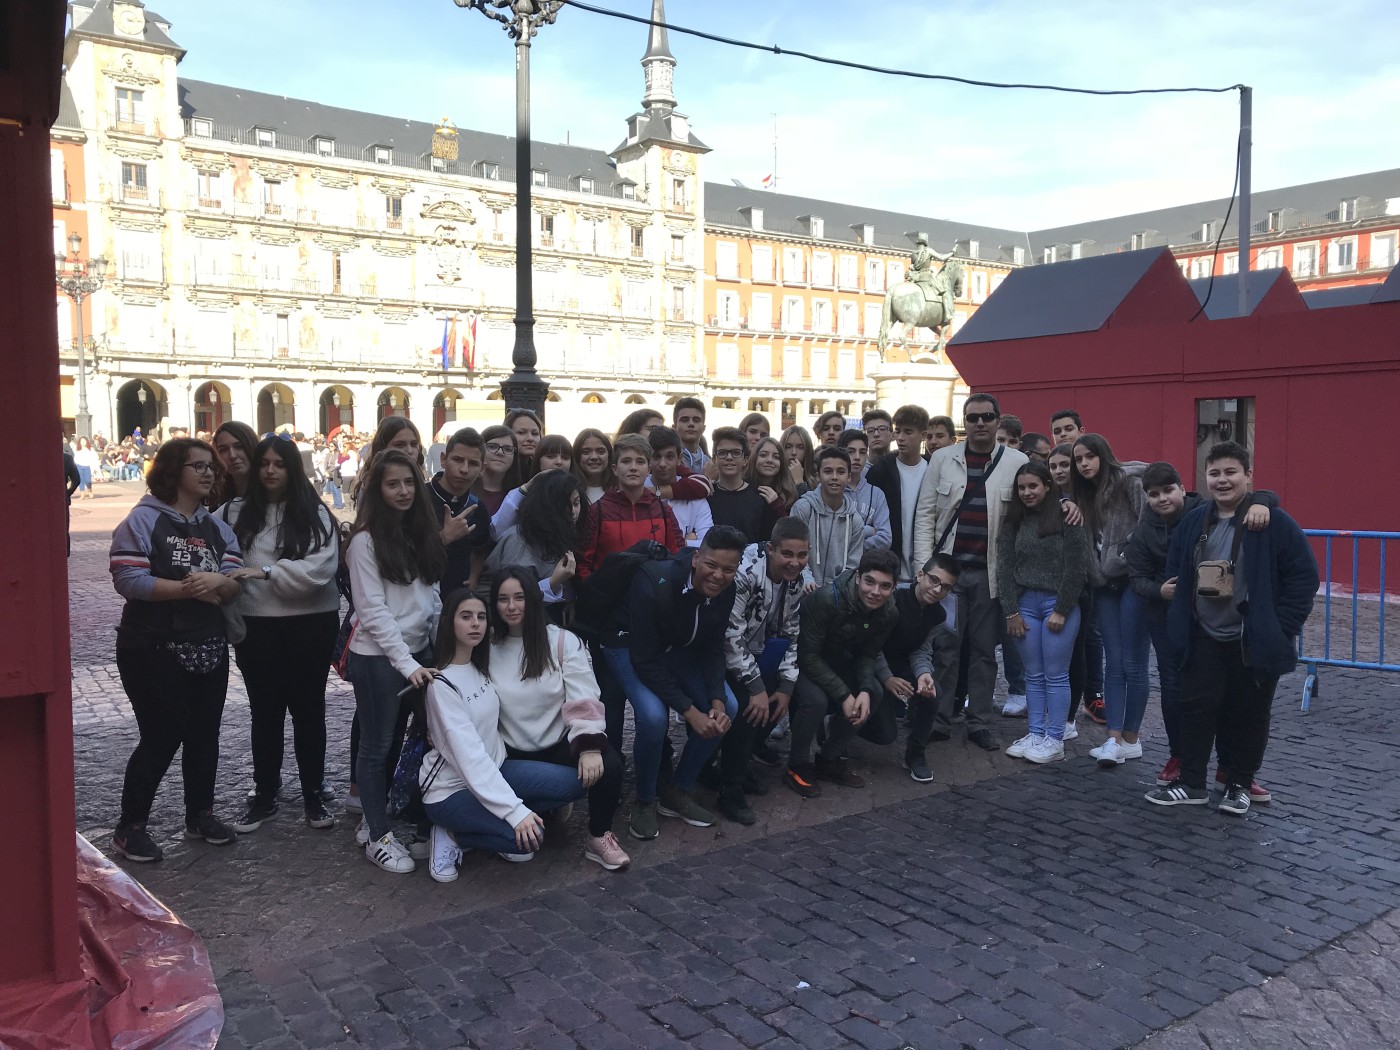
1214, 770, 1272, 803
1156, 756, 1181, 786
1085, 695, 1107, 725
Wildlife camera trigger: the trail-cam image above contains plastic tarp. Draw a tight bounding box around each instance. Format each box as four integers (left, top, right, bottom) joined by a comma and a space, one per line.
0, 835, 222, 1050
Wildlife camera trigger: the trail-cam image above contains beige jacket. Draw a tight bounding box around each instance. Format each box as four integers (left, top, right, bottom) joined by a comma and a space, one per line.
911, 441, 1029, 598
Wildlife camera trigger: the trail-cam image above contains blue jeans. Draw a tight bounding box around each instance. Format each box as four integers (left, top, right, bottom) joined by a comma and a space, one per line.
1016, 591, 1080, 741
347, 648, 429, 840
1095, 585, 1150, 734
425, 759, 586, 854
325, 476, 344, 510
77, 465, 92, 492
601, 647, 739, 803
1145, 604, 1182, 754
999, 623, 1026, 696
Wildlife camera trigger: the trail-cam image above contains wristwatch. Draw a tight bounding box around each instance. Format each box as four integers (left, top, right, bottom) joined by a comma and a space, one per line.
261, 565, 273, 580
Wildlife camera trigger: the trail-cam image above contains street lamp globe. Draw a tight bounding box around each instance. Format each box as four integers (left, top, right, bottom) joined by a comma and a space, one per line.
90, 256, 109, 280
67, 231, 81, 258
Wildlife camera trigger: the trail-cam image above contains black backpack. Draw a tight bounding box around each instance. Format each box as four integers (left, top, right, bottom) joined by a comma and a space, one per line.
572, 539, 673, 646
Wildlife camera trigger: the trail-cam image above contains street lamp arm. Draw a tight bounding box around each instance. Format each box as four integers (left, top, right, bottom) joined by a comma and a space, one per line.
453, 0, 564, 40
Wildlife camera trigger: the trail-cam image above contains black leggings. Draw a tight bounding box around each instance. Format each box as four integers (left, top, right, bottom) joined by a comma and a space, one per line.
505, 737, 624, 837
117, 642, 229, 827
234, 611, 339, 802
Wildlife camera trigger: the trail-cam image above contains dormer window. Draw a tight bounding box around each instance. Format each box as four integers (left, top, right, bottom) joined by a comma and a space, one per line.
254, 127, 275, 148
430, 156, 445, 172
853, 223, 874, 246
474, 160, 500, 180
1267, 209, 1283, 232
811, 217, 824, 240
1130, 232, 1146, 251
191, 118, 212, 138
532, 170, 548, 188
621, 184, 636, 200
1339, 198, 1357, 222
314, 137, 334, 157
578, 176, 594, 194
373, 146, 391, 164
1200, 221, 1214, 242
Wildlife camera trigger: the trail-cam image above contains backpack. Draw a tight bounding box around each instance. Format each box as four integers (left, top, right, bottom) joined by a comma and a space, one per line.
330, 520, 356, 680
572, 539, 673, 646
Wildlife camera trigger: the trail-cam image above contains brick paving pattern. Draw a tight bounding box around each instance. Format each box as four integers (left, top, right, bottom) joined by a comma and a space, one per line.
66, 487, 1400, 1048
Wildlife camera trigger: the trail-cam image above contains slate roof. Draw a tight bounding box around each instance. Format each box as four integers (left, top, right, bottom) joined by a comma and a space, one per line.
1185, 269, 1294, 320
949, 247, 1173, 344
54, 81, 84, 134
704, 182, 1030, 262
69, 0, 183, 56
1302, 285, 1379, 310
177, 80, 635, 192
1030, 168, 1400, 258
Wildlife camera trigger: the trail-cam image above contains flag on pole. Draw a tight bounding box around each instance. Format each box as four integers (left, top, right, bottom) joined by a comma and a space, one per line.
440, 317, 451, 370
761, 172, 775, 189
446, 315, 458, 371
463, 313, 477, 371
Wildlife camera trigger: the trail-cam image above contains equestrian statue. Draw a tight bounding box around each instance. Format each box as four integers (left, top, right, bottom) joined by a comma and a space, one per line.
877, 234, 963, 356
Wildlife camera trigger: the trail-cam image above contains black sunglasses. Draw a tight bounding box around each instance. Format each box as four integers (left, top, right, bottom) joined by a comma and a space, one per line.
965, 412, 998, 424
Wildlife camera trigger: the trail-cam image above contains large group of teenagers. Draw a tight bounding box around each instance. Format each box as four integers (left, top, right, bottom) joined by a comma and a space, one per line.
106, 391, 1319, 881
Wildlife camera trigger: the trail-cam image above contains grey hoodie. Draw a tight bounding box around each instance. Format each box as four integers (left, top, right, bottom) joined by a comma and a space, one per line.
792, 488, 865, 588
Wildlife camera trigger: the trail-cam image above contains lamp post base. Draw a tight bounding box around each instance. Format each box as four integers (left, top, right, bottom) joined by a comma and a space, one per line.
499, 371, 550, 421
74, 410, 93, 443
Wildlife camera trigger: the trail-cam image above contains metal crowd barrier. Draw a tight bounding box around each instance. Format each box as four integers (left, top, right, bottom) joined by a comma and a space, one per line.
1299, 530, 1400, 710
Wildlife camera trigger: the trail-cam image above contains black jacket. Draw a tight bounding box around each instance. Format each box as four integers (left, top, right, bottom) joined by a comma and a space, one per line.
1164, 502, 1318, 678
625, 548, 737, 714
1128, 490, 1278, 605
866, 454, 921, 576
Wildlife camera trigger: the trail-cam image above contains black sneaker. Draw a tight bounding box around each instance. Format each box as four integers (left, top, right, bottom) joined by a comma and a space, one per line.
904, 752, 934, 783
246, 782, 281, 803
1144, 781, 1210, 807
1217, 783, 1251, 816
184, 811, 237, 845
304, 799, 335, 829
317, 778, 337, 803
230, 795, 278, 833
967, 729, 1000, 752
751, 743, 783, 768
113, 824, 163, 863
783, 764, 823, 799
814, 755, 864, 788
716, 792, 756, 826
1085, 694, 1108, 725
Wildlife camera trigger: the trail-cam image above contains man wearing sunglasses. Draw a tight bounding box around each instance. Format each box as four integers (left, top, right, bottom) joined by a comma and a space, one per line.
911, 394, 1027, 751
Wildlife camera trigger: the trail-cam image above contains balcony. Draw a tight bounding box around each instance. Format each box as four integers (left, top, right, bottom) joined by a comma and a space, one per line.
630, 245, 645, 259
197, 197, 223, 210
263, 202, 283, 217
120, 184, 151, 204
386, 217, 404, 231
114, 119, 151, 136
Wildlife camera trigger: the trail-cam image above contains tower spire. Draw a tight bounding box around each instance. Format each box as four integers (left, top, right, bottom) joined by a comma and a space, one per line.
641, 0, 676, 114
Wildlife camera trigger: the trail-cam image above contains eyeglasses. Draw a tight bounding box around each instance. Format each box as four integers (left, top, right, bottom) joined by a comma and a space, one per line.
485, 443, 515, 457
714, 448, 745, 460
917, 570, 954, 591
965, 412, 998, 424
864, 424, 891, 435
183, 461, 216, 475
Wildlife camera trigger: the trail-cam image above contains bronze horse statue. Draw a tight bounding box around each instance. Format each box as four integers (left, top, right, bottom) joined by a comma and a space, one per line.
877, 256, 964, 356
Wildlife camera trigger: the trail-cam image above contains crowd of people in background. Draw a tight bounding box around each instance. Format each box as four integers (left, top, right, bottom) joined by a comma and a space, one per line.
102, 393, 1318, 879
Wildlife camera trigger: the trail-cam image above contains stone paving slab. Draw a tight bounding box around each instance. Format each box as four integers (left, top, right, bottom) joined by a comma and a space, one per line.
65, 491, 1400, 1048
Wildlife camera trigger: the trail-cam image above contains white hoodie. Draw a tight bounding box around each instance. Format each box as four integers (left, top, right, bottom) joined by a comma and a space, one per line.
420, 662, 530, 826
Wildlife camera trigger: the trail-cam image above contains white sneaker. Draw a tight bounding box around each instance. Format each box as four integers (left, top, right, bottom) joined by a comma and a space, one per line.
1063, 722, 1079, 741
365, 832, 415, 874
428, 824, 462, 883
344, 792, 363, 813
1091, 738, 1125, 767
1000, 694, 1028, 717
1117, 739, 1144, 760
497, 851, 534, 863
354, 817, 370, 846
1026, 737, 1065, 764
404, 832, 430, 861
1005, 733, 1037, 758
769, 715, 788, 740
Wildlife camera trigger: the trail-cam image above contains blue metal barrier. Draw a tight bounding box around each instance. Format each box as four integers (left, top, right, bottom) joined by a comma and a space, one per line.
1299, 530, 1400, 710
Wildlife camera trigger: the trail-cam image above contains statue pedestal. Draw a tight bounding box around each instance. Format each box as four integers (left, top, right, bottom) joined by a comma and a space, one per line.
870, 360, 968, 418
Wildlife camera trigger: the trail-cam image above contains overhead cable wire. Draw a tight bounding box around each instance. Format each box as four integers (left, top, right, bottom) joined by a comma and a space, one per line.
1188, 133, 1244, 323
561, 0, 1243, 97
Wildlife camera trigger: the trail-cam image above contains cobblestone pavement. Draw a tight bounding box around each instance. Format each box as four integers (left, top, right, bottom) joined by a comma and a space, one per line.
68, 487, 1400, 1048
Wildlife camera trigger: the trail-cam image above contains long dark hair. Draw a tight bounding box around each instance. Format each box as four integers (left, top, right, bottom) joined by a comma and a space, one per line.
615, 408, 663, 441
235, 435, 333, 559
433, 588, 490, 674
517, 468, 583, 563
1069, 433, 1130, 537
505, 408, 544, 483
489, 567, 555, 681
351, 448, 446, 585
1006, 461, 1064, 537
572, 428, 614, 493
210, 421, 258, 506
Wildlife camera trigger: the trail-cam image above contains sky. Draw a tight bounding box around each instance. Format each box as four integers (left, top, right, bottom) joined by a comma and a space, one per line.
147, 0, 1400, 231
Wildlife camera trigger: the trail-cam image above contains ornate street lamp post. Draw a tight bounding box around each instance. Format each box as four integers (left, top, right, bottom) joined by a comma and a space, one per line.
55, 232, 108, 441
451, 0, 561, 420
